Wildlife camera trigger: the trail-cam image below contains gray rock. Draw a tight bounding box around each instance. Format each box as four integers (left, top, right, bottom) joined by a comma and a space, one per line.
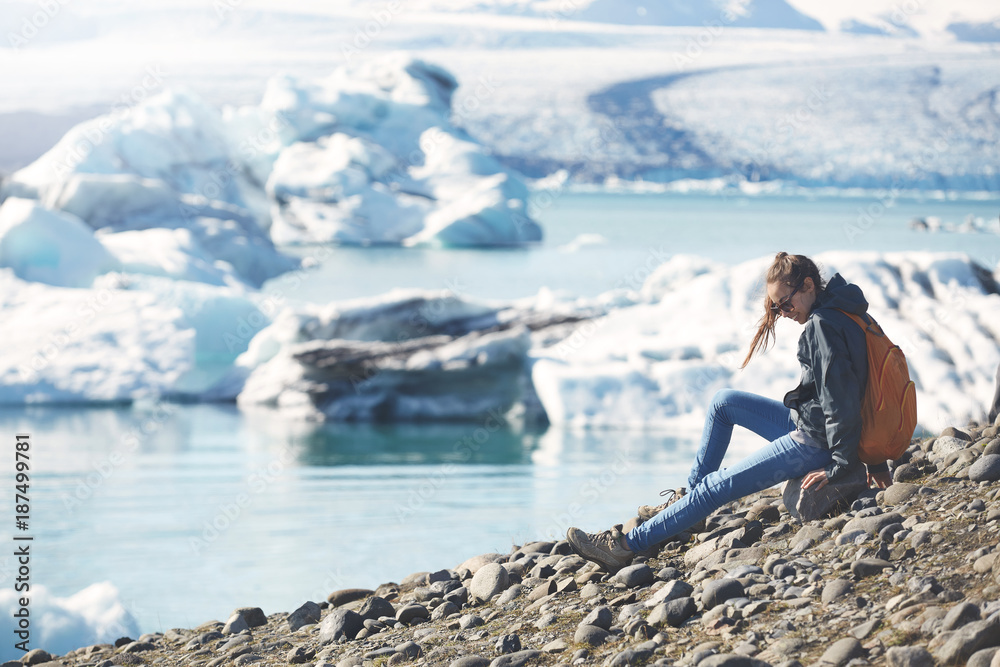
885, 646, 935, 667
573, 624, 611, 647
495, 634, 521, 654
581, 606, 613, 631
286, 646, 314, 664
606, 648, 654, 667
287, 601, 321, 632
968, 647, 1000, 667
649, 597, 697, 627
496, 585, 523, 606
702, 579, 745, 610
893, 464, 922, 483
326, 588, 373, 607
357, 596, 396, 621
851, 559, 894, 578
469, 563, 510, 603
459, 614, 485, 630
393, 604, 428, 625
933, 436, 968, 456
645, 579, 695, 607
942, 601, 981, 630
431, 601, 460, 621
319, 608, 364, 642
969, 455, 1000, 482
984, 439, 1000, 457
232, 607, 267, 628
932, 617, 1000, 665
941, 426, 972, 441
613, 563, 654, 588
783, 465, 867, 522
842, 512, 905, 535
222, 613, 250, 635
821, 579, 854, 605
882, 483, 920, 505
395, 641, 422, 659
449, 658, 490, 667
700, 656, 770, 667
20, 650, 52, 666
121, 642, 156, 653
819, 638, 865, 666
488, 650, 542, 667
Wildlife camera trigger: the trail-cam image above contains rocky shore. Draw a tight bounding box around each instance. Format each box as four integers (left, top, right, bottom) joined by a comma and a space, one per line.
13, 420, 1000, 667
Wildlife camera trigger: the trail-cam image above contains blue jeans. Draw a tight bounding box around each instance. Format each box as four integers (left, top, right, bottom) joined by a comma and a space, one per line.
626, 389, 833, 552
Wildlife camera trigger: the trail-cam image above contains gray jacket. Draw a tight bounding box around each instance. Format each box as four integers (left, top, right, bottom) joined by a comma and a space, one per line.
782, 273, 885, 481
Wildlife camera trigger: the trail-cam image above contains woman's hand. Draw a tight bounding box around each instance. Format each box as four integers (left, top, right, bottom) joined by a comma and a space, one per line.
800, 469, 829, 491
868, 471, 893, 489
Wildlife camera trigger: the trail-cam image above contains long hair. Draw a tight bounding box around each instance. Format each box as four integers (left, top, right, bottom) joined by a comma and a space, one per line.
741, 252, 826, 368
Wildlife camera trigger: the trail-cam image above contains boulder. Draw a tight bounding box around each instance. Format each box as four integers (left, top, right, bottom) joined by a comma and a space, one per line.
783, 465, 867, 522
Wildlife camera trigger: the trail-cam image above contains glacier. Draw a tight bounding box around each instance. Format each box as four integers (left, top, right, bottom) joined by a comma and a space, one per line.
0, 54, 541, 256
231, 252, 1000, 433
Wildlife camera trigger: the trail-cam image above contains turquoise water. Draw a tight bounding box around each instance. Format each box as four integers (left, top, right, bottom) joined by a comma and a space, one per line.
276, 191, 1000, 304
0, 404, 698, 637
2, 191, 999, 645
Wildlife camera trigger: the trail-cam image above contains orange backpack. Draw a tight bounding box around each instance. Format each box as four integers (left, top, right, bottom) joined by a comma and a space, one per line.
837, 309, 918, 465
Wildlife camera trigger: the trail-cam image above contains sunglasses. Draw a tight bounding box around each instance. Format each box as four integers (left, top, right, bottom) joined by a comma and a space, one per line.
770, 281, 804, 316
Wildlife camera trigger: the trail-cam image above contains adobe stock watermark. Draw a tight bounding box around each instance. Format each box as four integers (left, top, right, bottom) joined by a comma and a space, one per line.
190, 445, 298, 555
742, 83, 831, 183
6, 0, 72, 50
341, 1, 404, 63
350, 276, 470, 394
52, 65, 168, 179
673, 7, 741, 72
60, 401, 179, 512
395, 407, 509, 523
17, 281, 122, 385
542, 448, 633, 541
843, 130, 952, 242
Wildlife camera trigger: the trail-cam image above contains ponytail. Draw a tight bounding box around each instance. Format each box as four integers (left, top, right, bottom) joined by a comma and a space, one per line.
741, 252, 825, 368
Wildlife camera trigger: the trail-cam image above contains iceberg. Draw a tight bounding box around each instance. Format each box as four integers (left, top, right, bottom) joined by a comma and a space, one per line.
0, 198, 119, 288
0, 582, 139, 662
231, 251, 1000, 433
0, 269, 269, 404
0, 53, 541, 281
234, 289, 601, 421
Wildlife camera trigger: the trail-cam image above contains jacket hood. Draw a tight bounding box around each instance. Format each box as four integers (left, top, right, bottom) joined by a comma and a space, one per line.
812, 273, 868, 316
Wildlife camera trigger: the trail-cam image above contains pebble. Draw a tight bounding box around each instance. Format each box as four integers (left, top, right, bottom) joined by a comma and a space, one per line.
581, 605, 613, 630
649, 597, 697, 627
821, 579, 854, 605
232, 607, 268, 628
357, 596, 396, 621
851, 559, 893, 579
469, 563, 510, 603
395, 604, 430, 625
882, 483, 920, 505
969, 454, 1000, 482
449, 657, 489, 667
222, 613, 250, 635
319, 609, 364, 642
487, 650, 541, 667
967, 647, 1000, 667
942, 601, 980, 630
326, 589, 374, 607
286, 601, 321, 632
614, 563, 654, 588
885, 645, 935, 667
574, 624, 611, 647
819, 638, 865, 666
702, 578, 745, 610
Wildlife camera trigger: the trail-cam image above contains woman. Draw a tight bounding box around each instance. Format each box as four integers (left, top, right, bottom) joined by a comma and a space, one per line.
567, 252, 894, 572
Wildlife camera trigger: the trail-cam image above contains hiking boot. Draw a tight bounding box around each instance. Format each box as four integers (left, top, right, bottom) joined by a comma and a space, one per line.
637, 487, 707, 533
566, 523, 634, 573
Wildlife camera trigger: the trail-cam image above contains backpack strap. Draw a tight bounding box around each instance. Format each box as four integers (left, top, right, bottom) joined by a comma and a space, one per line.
835, 308, 884, 337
